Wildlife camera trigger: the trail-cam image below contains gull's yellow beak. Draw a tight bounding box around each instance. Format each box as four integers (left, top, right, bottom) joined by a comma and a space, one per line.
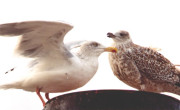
104, 47, 118, 53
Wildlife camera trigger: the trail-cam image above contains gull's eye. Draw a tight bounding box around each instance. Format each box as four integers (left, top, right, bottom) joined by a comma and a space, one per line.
120, 32, 126, 37
119, 31, 129, 37
91, 42, 99, 47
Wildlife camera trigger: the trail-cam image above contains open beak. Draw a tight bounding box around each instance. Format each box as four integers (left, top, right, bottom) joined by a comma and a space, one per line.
107, 32, 116, 38
104, 47, 117, 53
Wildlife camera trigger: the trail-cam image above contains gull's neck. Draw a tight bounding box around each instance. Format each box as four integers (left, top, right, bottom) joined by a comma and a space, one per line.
114, 39, 134, 49
74, 50, 99, 77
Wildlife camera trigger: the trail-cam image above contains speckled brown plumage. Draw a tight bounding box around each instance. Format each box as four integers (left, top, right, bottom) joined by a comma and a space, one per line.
108, 30, 180, 95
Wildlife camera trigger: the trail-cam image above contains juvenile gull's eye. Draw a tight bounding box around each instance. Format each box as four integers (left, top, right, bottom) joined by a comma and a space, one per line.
120, 32, 126, 37
119, 31, 129, 37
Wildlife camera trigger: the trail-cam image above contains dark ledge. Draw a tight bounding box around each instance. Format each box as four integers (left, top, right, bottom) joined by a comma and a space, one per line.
43, 90, 180, 110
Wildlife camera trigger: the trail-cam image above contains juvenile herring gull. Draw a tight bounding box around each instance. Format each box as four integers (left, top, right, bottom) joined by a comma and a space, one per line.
0, 21, 117, 106
107, 30, 180, 95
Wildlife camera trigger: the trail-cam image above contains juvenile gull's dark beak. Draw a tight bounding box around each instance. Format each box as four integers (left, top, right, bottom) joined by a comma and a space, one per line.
107, 32, 116, 38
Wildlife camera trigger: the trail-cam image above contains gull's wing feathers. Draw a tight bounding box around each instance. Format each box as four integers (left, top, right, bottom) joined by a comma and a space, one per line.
0, 21, 73, 58
127, 46, 180, 85
65, 40, 87, 50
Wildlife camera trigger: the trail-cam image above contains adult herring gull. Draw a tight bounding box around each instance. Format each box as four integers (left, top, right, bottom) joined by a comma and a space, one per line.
0, 21, 117, 106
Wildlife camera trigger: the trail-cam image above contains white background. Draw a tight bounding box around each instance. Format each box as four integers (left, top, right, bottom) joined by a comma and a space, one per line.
0, 0, 180, 109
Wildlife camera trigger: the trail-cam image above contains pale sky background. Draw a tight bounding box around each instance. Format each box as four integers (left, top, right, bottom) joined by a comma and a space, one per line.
0, 0, 180, 110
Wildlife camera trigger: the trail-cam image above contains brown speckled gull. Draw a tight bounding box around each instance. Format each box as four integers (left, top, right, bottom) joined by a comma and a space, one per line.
107, 30, 180, 95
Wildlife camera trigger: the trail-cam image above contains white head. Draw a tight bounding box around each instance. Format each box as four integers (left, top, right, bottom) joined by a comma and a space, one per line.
107, 30, 132, 44
78, 41, 117, 58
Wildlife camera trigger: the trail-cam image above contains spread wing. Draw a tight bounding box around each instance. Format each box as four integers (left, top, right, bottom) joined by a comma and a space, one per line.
65, 40, 87, 50
127, 45, 180, 85
0, 21, 73, 59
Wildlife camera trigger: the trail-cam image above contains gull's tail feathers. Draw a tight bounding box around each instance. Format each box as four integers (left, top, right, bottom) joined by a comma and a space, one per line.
0, 82, 22, 90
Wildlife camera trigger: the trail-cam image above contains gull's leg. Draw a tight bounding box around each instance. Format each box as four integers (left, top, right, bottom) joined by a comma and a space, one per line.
45, 93, 50, 101
36, 88, 46, 106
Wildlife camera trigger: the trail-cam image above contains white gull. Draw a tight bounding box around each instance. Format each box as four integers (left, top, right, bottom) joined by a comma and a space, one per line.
0, 21, 117, 106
